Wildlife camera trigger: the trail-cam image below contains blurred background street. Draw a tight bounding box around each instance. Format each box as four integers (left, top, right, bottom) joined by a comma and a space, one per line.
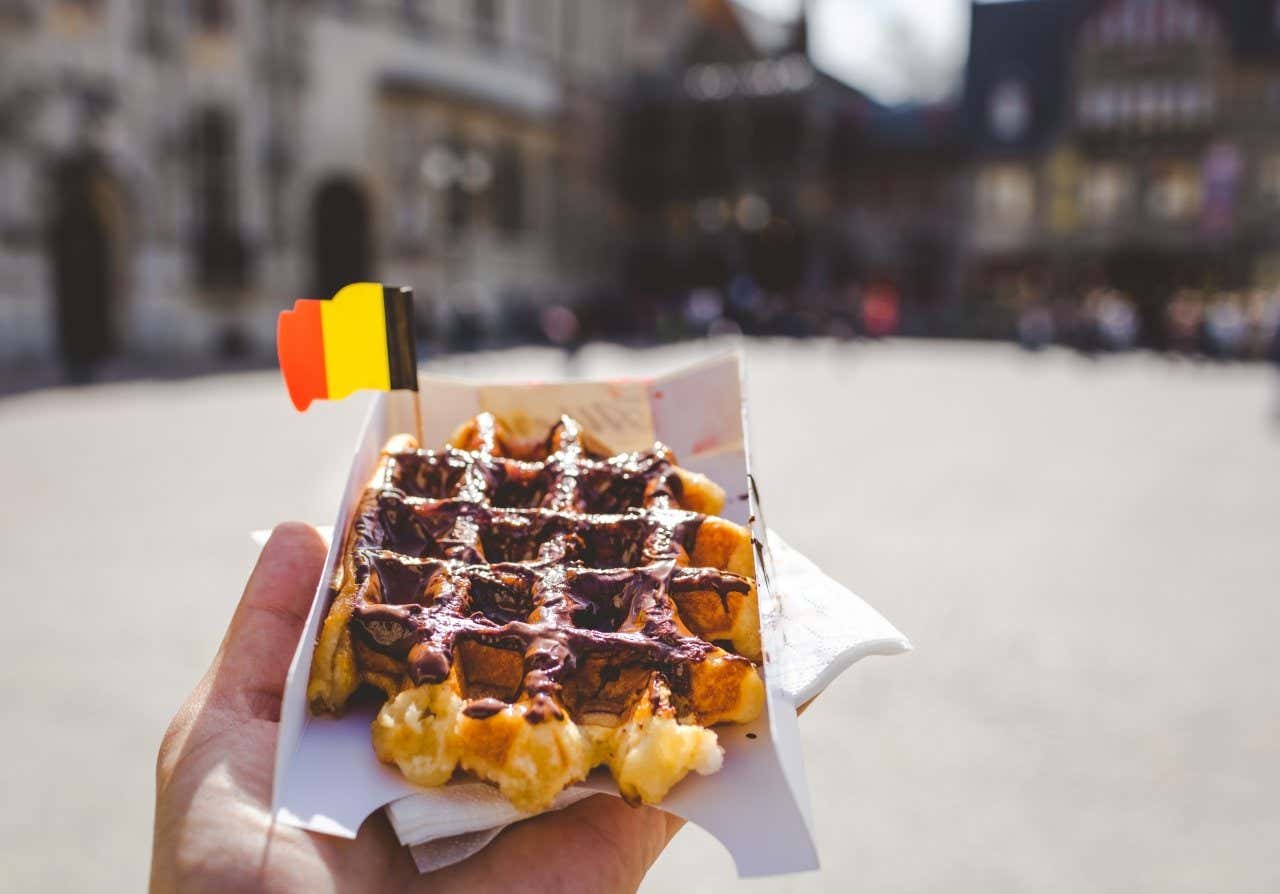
3, 339, 1280, 891
3, 0, 1280, 377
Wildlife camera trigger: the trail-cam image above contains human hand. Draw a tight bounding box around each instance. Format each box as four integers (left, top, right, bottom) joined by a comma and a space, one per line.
151, 522, 682, 893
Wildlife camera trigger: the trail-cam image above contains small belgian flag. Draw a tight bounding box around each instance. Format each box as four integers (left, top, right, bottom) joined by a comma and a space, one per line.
277, 282, 418, 411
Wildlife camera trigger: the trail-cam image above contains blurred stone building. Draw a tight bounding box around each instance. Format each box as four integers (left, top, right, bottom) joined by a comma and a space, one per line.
614, 0, 966, 336
0, 0, 690, 370
964, 0, 1280, 337
8, 0, 1275, 367
615, 0, 1280, 341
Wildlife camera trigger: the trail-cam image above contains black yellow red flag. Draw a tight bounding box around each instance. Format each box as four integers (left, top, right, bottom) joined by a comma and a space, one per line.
277, 283, 417, 411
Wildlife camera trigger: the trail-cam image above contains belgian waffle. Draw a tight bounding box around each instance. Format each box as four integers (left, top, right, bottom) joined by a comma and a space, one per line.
307, 413, 765, 811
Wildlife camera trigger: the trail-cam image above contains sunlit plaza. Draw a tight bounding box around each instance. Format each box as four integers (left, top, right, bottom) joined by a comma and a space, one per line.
4, 339, 1279, 891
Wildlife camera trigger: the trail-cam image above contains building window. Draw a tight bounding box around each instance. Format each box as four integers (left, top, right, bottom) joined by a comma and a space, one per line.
443, 142, 472, 236
137, 0, 170, 55
0, 151, 28, 238
1077, 89, 1093, 126
1146, 162, 1200, 221
447, 176, 469, 236
1083, 0, 1220, 49
1177, 82, 1214, 123
1080, 163, 1132, 224
196, 0, 233, 33
492, 141, 524, 236
1136, 83, 1160, 128
0, 0, 35, 26
976, 164, 1035, 228
191, 107, 248, 290
1260, 154, 1280, 204
1157, 82, 1178, 123
1098, 85, 1118, 128
1045, 148, 1081, 233
52, 0, 104, 31
988, 79, 1030, 143
311, 176, 373, 299
402, 0, 429, 32
523, 0, 556, 52
1078, 85, 1118, 129
475, 0, 498, 44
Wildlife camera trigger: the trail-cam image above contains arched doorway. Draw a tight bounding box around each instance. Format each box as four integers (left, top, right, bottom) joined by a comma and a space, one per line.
310, 176, 373, 299
47, 155, 126, 382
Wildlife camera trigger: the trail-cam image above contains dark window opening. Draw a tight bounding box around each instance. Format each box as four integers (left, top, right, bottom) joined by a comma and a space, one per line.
59, 0, 104, 14
311, 176, 374, 299
493, 141, 524, 236
617, 103, 668, 209
560, 0, 578, 60
747, 223, 808, 292
137, 0, 170, 55
447, 180, 470, 237
191, 106, 248, 291
196, 0, 232, 33
402, 0, 429, 32
47, 154, 121, 379
690, 106, 731, 197
475, 0, 497, 44
446, 142, 471, 237
750, 102, 804, 169
687, 241, 730, 289
0, 0, 37, 27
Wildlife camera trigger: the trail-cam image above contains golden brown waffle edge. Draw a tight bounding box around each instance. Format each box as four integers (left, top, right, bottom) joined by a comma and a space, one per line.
306, 413, 765, 811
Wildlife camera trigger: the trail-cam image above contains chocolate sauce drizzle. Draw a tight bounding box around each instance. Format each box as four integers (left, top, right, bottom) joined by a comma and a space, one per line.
345, 414, 751, 724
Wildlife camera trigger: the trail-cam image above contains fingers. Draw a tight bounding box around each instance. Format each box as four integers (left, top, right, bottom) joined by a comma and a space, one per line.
206, 522, 329, 721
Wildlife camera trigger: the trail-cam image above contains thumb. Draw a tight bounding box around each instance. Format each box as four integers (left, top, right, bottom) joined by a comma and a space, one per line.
206, 522, 329, 722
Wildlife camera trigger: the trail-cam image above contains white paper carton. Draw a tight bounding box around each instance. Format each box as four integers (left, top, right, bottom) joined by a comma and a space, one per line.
270, 352, 909, 877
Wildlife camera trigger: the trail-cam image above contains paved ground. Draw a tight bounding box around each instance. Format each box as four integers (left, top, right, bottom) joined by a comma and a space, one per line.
3, 339, 1279, 892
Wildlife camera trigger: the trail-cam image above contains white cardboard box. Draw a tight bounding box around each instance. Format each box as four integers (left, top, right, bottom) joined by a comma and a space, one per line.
269, 352, 909, 877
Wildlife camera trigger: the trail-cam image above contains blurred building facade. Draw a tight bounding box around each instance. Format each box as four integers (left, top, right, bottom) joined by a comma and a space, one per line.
0, 0, 690, 369
614, 1, 966, 338
3, 0, 1277, 370
612, 0, 1280, 345
964, 0, 1280, 339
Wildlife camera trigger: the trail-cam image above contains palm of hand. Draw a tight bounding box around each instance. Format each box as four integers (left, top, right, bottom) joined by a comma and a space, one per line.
151, 524, 678, 893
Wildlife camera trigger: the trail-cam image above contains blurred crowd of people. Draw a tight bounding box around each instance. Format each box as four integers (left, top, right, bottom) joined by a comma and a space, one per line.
432, 275, 913, 352
649, 277, 906, 342
1016, 287, 1280, 360
427, 276, 1280, 367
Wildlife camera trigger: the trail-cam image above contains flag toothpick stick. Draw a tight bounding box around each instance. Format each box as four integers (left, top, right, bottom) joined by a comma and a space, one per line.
411, 391, 424, 449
